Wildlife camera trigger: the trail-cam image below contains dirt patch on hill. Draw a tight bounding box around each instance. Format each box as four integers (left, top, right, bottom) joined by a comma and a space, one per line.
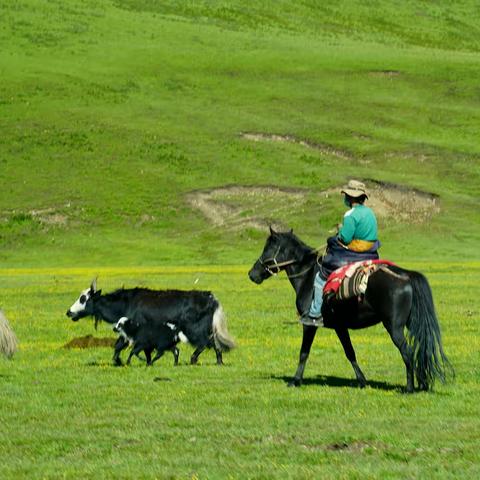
328, 179, 440, 223
241, 132, 350, 159
187, 180, 439, 231
64, 335, 116, 349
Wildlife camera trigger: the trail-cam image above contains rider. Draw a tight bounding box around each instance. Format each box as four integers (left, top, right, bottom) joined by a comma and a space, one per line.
305, 180, 379, 325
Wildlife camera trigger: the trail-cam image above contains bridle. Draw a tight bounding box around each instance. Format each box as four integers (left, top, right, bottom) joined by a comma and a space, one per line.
258, 246, 298, 276
257, 243, 326, 279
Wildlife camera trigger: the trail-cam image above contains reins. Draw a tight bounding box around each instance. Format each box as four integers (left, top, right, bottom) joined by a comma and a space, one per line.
259, 243, 326, 279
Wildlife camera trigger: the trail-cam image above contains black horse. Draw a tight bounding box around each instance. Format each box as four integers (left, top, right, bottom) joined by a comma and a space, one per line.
248, 228, 453, 393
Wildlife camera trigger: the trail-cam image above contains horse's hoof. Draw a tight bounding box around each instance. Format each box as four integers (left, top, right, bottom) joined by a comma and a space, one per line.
288, 379, 301, 388
358, 382, 366, 389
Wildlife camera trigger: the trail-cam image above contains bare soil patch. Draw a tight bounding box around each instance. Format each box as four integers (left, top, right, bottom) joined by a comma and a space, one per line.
64, 335, 116, 349
187, 180, 439, 231
241, 132, 350, 159
186, 185, 306, 231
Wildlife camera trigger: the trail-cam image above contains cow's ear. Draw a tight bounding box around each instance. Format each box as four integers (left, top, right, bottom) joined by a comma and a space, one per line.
289, 228, 293, 234
269, 225, 277, 236
90, 277, 98, 293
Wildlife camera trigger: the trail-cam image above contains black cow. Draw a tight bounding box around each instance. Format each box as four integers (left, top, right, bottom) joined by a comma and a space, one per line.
66, 279, 235, 366
113, 316, 180, 366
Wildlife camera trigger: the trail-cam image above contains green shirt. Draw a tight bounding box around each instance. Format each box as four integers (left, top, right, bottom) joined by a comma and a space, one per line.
338, 204, 378, 244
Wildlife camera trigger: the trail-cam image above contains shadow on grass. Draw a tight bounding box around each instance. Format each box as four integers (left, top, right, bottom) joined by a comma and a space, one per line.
271, 374, 403, 392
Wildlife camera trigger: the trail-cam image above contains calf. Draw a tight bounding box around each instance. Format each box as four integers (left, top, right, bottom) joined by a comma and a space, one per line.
113, 316, 180, 366
66, 279, 235, 366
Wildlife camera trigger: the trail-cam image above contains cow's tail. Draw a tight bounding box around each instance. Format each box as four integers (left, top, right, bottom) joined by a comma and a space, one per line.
212, 302, 235, 352
406, 271, 454, 390
0, 310, 17, 359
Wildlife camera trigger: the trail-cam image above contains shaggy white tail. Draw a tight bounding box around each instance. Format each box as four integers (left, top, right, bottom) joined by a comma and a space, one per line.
212, 303, 235, 352
0, 310, 17, 359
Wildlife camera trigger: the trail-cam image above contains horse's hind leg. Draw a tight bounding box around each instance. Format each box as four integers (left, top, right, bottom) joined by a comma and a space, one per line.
289, 325, 318, 387
335, 327, 367, 388
387, 326, 414, 393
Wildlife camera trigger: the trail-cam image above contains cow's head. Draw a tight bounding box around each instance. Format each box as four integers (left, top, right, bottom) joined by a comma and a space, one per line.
66, 278, 101, 321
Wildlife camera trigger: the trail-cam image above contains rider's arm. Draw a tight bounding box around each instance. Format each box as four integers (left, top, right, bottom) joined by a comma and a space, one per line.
338, 211, 356, 245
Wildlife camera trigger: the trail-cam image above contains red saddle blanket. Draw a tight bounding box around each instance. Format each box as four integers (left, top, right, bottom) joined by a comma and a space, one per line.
324, 259, 396, 299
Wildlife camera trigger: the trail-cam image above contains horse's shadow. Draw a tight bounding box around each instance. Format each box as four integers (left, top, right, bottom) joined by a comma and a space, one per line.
270, 374, 403, 392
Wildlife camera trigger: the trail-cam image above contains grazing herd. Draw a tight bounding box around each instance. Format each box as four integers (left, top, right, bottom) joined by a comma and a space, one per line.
66, 279, 235, 367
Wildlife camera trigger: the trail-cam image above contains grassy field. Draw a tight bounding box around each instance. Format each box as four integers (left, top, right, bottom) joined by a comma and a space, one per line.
1, 265, 479, 478
1, 0, 480, 478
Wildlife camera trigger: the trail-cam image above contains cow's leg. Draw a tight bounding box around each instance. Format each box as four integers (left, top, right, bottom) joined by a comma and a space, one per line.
144, 348, 153, 366
214, 347, 223, 365
190, 346, 206, 365
170, 346, 179, 365
126, 348, 137, 365
335, 327, 367, 388
113, 336, 128, 366
150, 349, 165, 365
126, 343, 144, 365
289, 325, 318, 387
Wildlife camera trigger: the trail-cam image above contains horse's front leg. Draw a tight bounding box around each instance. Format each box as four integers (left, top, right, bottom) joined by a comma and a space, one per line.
288, 325, 318, 387
335, 327, 367, 388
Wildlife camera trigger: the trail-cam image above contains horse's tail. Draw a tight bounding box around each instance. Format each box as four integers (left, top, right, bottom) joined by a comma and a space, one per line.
212, 302, 235, 352
0, 310, 17, 359
406, 271, 453, 390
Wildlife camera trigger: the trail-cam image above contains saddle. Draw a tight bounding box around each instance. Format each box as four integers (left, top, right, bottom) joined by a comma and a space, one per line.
323, 259, 396, 302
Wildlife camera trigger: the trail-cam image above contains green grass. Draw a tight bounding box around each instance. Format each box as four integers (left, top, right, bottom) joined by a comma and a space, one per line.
1, 1, 480, 477
1, 0, 480, 266
1, 265, 479, 478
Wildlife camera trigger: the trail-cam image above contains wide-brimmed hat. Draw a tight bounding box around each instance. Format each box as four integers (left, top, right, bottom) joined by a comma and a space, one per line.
341, 180, 368, 199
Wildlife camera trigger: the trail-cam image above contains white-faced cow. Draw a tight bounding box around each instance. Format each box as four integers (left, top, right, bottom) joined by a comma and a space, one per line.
66, 279, 235, 366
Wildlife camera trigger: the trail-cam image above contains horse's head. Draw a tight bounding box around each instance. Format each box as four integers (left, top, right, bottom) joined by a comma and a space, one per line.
248, 226, 299, 284
66, 278, 102, 321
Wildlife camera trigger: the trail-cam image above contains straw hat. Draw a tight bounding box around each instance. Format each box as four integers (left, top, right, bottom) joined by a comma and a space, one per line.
341, 180, 369, 199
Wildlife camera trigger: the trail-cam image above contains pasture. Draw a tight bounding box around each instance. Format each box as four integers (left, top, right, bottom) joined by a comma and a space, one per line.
1, 264, 479, 478
2, 0, 480, 477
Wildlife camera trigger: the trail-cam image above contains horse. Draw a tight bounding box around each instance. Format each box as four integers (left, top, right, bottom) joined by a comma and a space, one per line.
248, 227, 453, 393
0, 310, 17, 359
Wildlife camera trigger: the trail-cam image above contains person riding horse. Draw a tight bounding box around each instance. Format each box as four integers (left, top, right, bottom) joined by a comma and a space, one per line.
306, 180, 379, 325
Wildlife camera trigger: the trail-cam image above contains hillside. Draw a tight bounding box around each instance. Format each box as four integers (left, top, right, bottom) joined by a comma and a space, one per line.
1, 0, 479, 267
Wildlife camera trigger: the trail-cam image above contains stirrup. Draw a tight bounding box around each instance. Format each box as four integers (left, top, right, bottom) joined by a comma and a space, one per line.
299, 314, 324, 327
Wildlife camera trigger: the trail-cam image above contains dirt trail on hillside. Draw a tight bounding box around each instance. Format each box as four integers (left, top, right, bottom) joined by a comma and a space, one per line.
187, 181, 439, 231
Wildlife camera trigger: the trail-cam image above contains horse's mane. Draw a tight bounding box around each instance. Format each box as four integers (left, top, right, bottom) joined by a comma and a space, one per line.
279, 230, 318, 260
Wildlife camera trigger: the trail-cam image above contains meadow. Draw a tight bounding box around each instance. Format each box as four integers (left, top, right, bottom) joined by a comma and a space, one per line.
1, 264, 479, 478
1, 0, 480, 478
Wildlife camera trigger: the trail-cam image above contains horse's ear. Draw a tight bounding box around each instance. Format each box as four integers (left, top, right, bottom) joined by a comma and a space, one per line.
269, 225, 277, 236
289, 228, 293, 234
90, 277, 98, 293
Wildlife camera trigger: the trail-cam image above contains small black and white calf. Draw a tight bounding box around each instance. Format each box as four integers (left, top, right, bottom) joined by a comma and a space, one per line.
66, 279, 235, 366
113, 316, 183, 366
